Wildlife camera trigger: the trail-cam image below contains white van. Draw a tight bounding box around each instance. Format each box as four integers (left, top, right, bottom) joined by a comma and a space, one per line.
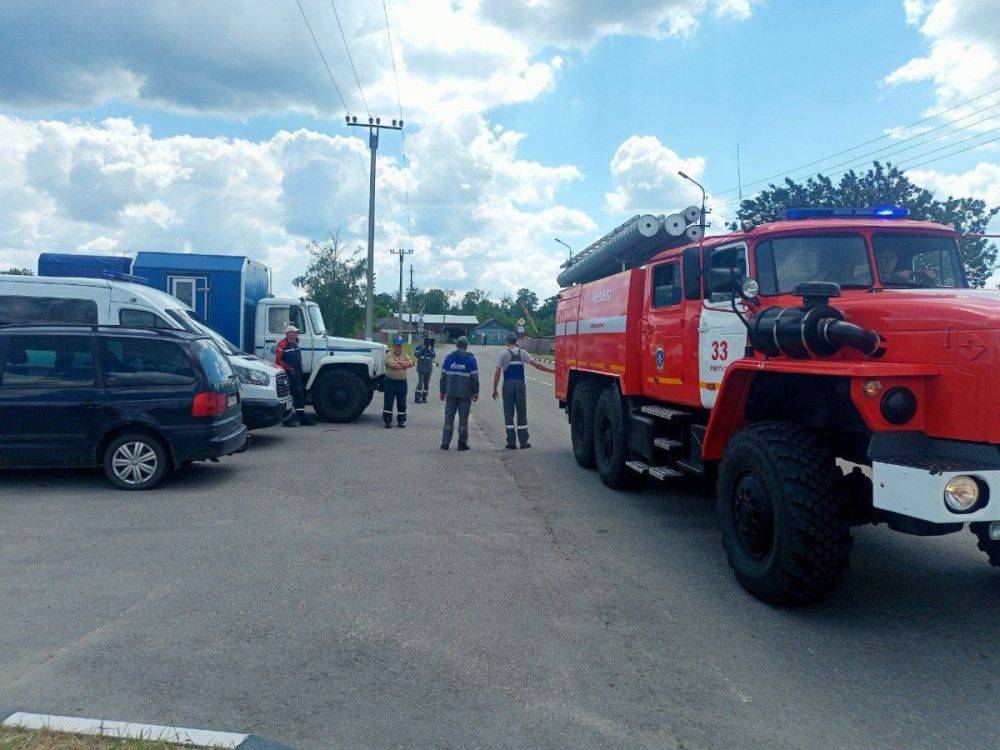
0, 275, 292, 429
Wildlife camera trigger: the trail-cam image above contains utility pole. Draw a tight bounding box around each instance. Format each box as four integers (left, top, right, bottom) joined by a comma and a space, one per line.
346, 114, 403, 341
390, 247, 413, 340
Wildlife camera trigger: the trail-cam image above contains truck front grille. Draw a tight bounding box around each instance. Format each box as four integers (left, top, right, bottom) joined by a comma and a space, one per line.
276, 372, 290, 398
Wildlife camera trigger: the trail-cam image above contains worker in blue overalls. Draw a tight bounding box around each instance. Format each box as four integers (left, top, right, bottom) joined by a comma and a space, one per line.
413, 335, 436, 403
491, 332, 554, 449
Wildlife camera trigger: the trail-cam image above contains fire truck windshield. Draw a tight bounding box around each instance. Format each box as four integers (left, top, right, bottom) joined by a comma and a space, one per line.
872, 233, 966, 288
754, 234, 874, 295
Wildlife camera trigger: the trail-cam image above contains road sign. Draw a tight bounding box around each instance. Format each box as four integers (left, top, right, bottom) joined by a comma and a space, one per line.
517, 317, 526, 326
516, 325, 525, 334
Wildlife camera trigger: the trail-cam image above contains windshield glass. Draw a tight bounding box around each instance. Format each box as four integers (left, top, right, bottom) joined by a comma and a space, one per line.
307, 304, 326, 336
165, 308, 241, 355
754, 234, 873, 295
873, 234, 965, 288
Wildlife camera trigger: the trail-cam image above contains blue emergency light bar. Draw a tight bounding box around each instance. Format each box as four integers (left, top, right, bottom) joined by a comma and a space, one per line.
785, 205, 910, 220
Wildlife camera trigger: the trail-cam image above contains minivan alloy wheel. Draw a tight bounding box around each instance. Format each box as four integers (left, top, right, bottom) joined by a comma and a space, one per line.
111, 441, 158, 485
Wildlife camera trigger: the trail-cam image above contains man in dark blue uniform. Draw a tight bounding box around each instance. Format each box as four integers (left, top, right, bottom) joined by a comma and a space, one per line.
414, 335, 436, 403
439, 336, 479, 450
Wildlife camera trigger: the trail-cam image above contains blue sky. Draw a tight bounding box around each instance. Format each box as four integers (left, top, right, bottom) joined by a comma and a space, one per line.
0, 0, 997, 295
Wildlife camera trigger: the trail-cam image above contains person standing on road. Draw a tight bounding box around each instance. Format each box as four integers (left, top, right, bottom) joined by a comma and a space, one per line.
439, 336, 479, 451
492, 333, 554, 449
414, 335, 436, 403
275, 325, 315, 427
383, 337, 415, 428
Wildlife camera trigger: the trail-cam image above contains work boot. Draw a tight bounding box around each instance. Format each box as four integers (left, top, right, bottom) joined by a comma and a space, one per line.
397, 415, 407, 428
457, 443, 470, 451
505, 444, 516, 449
299, 411, 317, 426
440, 444, 449, 450
283, 413, 300, 428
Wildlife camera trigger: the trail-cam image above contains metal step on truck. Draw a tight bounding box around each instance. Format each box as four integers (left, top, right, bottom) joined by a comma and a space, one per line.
555, 205, 1000, 605
130, 252, 386, 423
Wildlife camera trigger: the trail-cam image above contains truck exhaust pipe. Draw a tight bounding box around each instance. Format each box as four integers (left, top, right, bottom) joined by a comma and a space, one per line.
748, 282, 884, 359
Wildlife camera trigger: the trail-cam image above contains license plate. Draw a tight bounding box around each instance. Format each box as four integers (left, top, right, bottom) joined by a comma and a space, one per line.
227, 394, 238, 409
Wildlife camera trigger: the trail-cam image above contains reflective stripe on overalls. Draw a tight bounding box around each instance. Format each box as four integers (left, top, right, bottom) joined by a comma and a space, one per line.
502, 348, 528, 448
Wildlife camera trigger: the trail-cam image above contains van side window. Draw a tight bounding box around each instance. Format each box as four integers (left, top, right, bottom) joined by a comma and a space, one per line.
267, 305, 306, 335
119, 308, 172, 329
1, 335, 96, 388
652, 263, 681, 307
0, 296, 98, 325
98, 338, 196, 387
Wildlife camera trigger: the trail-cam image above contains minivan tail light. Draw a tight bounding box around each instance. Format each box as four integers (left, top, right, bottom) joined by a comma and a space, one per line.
192, 391, 227, 417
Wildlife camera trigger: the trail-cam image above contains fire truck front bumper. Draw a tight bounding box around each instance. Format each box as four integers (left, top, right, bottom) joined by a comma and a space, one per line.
870, 433, 1000, 531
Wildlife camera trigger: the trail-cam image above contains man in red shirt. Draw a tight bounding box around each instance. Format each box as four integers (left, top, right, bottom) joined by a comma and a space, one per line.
275, 325, 315, 427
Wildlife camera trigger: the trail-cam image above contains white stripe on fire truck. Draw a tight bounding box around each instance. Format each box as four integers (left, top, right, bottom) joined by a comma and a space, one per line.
575, 315, 627, 334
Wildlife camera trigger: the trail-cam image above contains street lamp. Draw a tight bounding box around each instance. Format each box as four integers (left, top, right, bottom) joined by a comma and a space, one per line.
554, 237, 572, 259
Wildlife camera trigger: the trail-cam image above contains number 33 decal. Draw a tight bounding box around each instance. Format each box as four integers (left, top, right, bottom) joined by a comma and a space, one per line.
710, 340, 729, 361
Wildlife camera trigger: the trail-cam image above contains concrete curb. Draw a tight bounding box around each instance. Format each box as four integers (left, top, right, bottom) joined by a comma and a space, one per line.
1, 711, 296, 749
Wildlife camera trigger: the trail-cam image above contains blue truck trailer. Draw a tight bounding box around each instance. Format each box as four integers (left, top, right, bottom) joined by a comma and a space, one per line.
132, 252, 269, 353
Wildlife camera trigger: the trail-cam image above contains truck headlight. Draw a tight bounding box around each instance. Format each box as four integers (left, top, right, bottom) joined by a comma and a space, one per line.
232, 364, 270, 387
943, 475, 985, 513
880, 387, 917, 425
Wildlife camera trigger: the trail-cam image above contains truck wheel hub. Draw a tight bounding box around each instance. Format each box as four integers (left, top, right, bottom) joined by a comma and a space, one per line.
733, 473, 774, 560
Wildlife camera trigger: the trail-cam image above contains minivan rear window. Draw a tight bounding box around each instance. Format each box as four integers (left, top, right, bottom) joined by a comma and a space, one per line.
0, 296, 98, 325
191, 338, 235, 389
98, 337, 196, 387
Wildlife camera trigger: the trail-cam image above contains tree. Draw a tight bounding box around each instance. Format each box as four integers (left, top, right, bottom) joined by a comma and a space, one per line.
460, 289, 489, 314
515, 288, 538, 313
1, 267, 33, 275
421, 288, 453, 314
292, 232, 367, 337
733, 161, 999, 287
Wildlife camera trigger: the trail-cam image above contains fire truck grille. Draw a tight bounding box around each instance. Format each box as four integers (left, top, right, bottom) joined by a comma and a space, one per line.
276, 372, 290, 398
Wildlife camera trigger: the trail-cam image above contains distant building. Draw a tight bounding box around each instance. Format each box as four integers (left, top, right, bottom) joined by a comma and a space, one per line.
377, 313, 479, 343
473, 318, 514, 345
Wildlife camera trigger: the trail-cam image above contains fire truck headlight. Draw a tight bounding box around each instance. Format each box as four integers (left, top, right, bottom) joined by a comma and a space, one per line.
943, 475, 985, 513
880, 386, 917, 425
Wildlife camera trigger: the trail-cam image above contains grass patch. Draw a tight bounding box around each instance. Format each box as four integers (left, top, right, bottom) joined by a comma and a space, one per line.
0, 727, 198, 750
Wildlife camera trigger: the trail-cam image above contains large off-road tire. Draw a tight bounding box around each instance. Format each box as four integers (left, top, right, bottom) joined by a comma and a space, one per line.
103, 432, 169, 491
716, 421, 852, 606
971, 523, 1000, 567
570, 380, 603, 469
593, 387, 641, 490
312, 370, 369, 423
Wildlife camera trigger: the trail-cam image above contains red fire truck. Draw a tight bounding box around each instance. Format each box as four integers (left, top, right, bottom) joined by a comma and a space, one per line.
555, 206, 1000, 604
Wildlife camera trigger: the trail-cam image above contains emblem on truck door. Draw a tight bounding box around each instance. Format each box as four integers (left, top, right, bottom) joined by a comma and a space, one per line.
656, 347, 665, 370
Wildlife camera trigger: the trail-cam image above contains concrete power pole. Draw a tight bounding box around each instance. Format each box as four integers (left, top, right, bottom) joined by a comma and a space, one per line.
390, 247, 413, 340
346, 115, 403, 341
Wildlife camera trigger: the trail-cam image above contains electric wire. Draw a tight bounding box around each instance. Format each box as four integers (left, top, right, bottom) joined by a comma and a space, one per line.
718, 110, 1000, 210
716, 85, 1000, 199
329, 0, 370, 115
293, 0, 350, 114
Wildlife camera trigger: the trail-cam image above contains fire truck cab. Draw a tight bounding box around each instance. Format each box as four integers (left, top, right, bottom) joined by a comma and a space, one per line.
556, 206, 1000, 605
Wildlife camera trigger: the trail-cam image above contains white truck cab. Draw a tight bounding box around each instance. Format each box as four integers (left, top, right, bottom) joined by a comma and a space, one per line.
254, 297, 386, 422
0, 275, 292, 429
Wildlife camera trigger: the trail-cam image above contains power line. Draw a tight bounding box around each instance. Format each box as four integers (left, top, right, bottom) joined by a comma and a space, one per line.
293, 0, 350, 114
329, 0, 370, 115
719, 110, 1000, 210
716, 84, 1000, 198
382, 0, 414, 248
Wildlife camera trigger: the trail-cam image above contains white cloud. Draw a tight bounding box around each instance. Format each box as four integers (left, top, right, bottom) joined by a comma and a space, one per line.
885, 0, 999, 109
0, 113, 593, 297
605, 135, 706, 214
0, 0, 757, 121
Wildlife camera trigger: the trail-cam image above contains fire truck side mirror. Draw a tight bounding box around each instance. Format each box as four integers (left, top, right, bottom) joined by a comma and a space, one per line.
705, 266, 741, 295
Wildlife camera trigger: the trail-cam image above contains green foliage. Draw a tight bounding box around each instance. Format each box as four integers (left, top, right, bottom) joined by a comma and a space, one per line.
292, 232, 367, 337
0, 267, 33, 275
515, 288, 538, 312
732, 161, 999, 287
421, 288, 453, 314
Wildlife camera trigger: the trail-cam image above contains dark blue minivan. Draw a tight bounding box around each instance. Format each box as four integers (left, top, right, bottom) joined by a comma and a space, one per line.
0, 325, 247, 489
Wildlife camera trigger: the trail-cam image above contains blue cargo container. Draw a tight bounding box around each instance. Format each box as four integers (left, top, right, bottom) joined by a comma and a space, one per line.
132, 252, 270, 352
38, 253, 134, 279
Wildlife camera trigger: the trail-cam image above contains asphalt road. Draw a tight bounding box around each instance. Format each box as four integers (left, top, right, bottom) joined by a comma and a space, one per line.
0, 343, 996, 749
